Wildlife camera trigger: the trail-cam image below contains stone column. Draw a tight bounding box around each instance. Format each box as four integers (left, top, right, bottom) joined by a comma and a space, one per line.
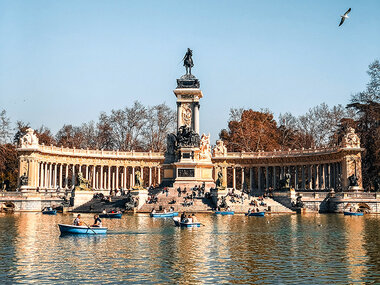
59, 164, 63, 189
315, 165, 319, 190
123, 167, 127, 189
301, 165, 305, 190
141, 166, 144, 186
258, 167, 262, 191
241, 167, 245, 190
92, 166, 95, 189
132, 167, 135, 187
65, 164, 69, 189
100, 166, 104, 190
158, 167, 161, 185
53, 164, 57, 189
194, 102, 200, 134
308, 165, 312, 190
295, 166, 298, 190
85, 165, 89, 180
265, 166, 269, 190
149, 167, 152, 187
232, 167, 236, 189
37, 162, 41, 188
104, 171, 107, 190
72, 164, 76, 189
112, 171, 115, 190
177, 102, 181, 131
49, 163, 52, 189
249, 167, 254, 191
116, 166, 119, 190
108, 166, 111, 190
96, 171, 99, 189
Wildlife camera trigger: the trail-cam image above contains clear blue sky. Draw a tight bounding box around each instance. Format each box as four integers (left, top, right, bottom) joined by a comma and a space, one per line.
0, 0, 379, 143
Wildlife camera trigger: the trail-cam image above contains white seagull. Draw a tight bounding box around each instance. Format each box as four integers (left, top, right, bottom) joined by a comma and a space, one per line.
339, 8, 351, 26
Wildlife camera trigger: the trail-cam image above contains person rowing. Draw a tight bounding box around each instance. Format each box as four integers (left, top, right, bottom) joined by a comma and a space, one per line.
73, 214, 83, 226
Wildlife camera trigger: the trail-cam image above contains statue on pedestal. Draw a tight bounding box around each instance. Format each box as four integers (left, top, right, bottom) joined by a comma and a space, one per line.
19, 173, 28, 187
280, 173, 291, 189
183, 48, 194, 75
133, 170, 144, 190
348, 174, 359, 187
215, 170, 225, 190
75, 173, 90, 191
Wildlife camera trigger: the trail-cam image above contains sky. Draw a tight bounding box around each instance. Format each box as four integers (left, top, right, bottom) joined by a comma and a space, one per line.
0, 0, 379, 143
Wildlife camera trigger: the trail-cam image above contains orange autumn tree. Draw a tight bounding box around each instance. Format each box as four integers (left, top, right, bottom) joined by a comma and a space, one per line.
220, 109, 280, 152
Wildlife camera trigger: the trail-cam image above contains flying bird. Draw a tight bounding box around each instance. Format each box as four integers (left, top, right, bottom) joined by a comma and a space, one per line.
339, 8, 351, 26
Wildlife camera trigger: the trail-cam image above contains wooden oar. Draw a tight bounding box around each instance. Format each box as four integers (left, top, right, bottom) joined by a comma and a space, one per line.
83, 221, 97, 235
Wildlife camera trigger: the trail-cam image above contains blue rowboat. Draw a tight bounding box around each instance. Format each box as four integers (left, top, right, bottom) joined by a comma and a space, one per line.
42, 210, 57, 215
344, 211, 364, 216
215, 211, 234, 215
58, 224, 108, 235
173, 218, 201, 228
150, 212, 178, 218
99, 213, 122, 219
246, 211, 265, 217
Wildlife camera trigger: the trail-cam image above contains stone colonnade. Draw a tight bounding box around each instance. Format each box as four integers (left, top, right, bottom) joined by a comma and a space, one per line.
215, 163, 343, 191
33, 162, 162, 190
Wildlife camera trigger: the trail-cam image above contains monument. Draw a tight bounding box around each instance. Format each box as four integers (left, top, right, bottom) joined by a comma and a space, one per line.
163, 49, 215, 189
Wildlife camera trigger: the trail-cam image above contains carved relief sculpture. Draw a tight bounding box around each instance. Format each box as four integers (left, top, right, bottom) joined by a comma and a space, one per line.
213, 140, 227, 157
181, 103, 192, 127
342, 127, 360, 148
199, 133, 211, 160
19, 128, 39, 149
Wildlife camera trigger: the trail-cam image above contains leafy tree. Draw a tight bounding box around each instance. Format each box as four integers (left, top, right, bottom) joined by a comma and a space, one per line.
348, 60, 380, 188
0, 144, 18, 190
220, 109, 280, 152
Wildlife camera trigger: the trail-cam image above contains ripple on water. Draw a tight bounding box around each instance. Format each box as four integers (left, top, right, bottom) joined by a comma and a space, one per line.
0, 213, 379, 284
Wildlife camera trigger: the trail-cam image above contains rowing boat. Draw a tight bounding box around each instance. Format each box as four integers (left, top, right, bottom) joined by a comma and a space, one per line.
343, 211, 364, 216
150, 212, 178, 218
42, 209, 57, 215
58, 224, 108, 235
215, 211, 234, 215
173, 217, 201, 228
245, 211, 265, 217
99, 213, 122, 219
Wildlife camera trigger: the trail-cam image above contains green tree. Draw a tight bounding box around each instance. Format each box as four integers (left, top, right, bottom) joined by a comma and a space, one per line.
348, 60, 380, 189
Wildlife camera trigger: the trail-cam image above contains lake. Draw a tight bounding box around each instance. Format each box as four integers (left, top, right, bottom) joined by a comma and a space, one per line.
0, 213, 379, 284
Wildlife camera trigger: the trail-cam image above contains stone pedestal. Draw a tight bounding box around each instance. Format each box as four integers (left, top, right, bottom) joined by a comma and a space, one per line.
131, 189, 148, 210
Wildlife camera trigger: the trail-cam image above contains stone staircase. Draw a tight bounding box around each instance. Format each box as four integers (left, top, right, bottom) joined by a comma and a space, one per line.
73, 196, 129, 213
138, 187, 294, 214
138, 187, 215, 213
218, 189, 294, 214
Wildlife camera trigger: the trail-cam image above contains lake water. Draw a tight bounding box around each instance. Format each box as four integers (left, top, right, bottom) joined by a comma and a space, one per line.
0, 213, 379, 284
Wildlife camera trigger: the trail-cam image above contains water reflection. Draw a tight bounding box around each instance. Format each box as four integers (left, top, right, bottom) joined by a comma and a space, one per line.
0, 213, 380, 284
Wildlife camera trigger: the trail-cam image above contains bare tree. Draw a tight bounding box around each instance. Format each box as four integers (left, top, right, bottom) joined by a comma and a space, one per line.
0, 110, 12, 144
142, 103, 176, 151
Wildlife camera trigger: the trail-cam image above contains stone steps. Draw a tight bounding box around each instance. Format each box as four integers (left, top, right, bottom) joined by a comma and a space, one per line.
73, 196, 128, 213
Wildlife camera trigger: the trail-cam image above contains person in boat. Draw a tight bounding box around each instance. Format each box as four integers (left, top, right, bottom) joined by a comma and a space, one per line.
92, 214, 102, 227
73, 214, 83, 226
226, 206, 231, 212
191, 213, 198, 223
256, 207, 260, 212
187, 215, 193, 223
248, 208, 252, 215
102, 209, 107, 214
151, 208, 156, 214
181, 211, 186, 222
